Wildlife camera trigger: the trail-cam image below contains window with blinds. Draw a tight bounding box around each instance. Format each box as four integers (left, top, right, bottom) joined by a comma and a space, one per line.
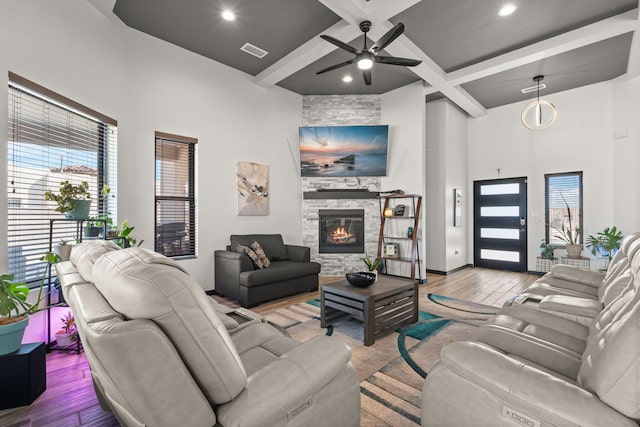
7, 72, 117, 284
154, 132, 196, 258
545, 172, 583, 245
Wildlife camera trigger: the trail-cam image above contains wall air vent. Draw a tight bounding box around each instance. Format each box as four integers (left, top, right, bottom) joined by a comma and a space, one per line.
521, 83, 546, 94
240, 43, 268, 59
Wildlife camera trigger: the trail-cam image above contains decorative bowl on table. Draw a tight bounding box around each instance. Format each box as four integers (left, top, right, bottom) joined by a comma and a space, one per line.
346, 272, 376, 288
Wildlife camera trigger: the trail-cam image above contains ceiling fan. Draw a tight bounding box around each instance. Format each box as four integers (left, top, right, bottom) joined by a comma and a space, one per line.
316, 20, 422, 85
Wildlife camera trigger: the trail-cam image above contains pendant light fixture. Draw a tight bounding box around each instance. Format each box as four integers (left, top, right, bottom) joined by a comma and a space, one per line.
521, 75, 557, 130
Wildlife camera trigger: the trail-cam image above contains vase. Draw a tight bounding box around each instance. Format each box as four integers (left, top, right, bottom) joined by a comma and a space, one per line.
55, 332, 75, 347
65, 199, 91, 219
0, 316, 29, 356
55, 244, 73, 261
565, 244, 583, 258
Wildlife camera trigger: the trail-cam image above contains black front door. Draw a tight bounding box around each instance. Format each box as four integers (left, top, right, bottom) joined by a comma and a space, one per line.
473, 177, 527, 272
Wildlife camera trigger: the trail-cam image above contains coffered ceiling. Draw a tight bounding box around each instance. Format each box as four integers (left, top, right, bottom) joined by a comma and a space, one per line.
110, 0, 640, 117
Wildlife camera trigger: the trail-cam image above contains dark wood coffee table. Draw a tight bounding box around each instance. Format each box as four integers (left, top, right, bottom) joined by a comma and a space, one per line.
321, 275, 418, 346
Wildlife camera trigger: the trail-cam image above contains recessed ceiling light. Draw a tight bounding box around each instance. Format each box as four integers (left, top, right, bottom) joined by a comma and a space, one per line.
498, 4, 517, 17
221, 10, 236, 21
342, 75, 353, 83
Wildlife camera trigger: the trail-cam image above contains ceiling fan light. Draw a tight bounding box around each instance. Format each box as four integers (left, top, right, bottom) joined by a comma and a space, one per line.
221, 10, 236, 21
498, 4, 517, 17
357, 58, 373, 70
342, 75, 353, 83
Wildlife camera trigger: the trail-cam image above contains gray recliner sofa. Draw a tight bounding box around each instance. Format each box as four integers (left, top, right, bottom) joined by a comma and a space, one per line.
215, 234, 321, 307
421, 232, 640, 426
57, 241, 359, 427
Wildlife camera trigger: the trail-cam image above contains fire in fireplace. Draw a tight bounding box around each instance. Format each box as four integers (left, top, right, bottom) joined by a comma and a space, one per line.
319, 209, 365, 254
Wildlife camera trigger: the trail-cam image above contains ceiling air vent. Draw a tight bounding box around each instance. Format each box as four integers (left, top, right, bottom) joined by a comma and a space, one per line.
521, 83, 546, 94
240, 43, 268, 59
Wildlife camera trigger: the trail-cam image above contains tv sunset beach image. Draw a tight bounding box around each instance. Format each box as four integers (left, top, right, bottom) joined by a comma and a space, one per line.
299, 125, 389, 177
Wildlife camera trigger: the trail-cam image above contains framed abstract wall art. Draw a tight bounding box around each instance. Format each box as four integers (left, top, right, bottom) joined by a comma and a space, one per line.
237, 161, 269, 215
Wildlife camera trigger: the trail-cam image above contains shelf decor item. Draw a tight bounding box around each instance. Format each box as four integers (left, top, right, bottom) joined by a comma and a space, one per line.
384, 242, 399, 258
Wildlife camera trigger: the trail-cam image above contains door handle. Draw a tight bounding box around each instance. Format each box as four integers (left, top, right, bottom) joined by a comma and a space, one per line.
520, 217, 526, 226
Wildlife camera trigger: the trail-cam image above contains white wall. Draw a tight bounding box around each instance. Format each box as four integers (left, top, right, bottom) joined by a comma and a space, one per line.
381, 81, 427, 278
0, 0, 302, 300
425, 99, 468, 272
468, 81, 615, 270
612, 76, 640, 234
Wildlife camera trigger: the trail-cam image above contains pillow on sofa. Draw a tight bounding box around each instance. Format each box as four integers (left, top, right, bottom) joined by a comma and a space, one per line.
250, 241, 271, 268
230, 234, 288, 261
238, 245, 268, 269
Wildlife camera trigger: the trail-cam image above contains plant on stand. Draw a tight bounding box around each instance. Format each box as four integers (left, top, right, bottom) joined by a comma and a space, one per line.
0, 252, 61, 355
44, 180, 92, 219
550, 193, 582, 258
55, 311, 78, 347
363, 253, 382, 281
586, 226, 624, 269
55, 239, 73, 261
539, 239, 555, 260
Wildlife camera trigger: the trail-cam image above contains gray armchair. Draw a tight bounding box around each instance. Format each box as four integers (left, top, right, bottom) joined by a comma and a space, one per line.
215, 234, 321, 307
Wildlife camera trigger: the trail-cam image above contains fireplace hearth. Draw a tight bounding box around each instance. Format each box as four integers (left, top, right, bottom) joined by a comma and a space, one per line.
319, 209, 365, 254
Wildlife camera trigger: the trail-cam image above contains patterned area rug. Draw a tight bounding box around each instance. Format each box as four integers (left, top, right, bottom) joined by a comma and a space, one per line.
259, 295, 493, 426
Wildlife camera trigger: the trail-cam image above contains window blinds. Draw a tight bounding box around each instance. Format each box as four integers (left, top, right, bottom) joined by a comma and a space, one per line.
7, 73, 117, 283
154, 132, 196, 258
545, 172, 583, 245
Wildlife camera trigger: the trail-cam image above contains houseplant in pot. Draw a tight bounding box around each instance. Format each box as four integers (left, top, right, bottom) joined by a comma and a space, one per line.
586, 226, 624, 269
0, 252, 60, 355
44, 180, 91, 219
362, 253, 382, 281
550, 194, 582, 258
54, 239, 73, 261
55, 311, 78, 347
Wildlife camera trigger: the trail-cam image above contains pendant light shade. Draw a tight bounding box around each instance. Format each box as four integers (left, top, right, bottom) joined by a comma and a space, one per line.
521, 75, 557, 130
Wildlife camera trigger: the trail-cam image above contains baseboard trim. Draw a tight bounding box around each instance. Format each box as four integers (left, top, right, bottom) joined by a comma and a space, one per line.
527, 271, 546, 276
426, 264, 472, 276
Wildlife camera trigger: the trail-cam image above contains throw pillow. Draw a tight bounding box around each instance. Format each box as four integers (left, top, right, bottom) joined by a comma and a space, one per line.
238, 244, 266, 269
250, 241, 271, 268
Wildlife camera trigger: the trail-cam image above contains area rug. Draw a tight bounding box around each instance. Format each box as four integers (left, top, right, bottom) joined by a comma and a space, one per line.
258, 296, 491, 426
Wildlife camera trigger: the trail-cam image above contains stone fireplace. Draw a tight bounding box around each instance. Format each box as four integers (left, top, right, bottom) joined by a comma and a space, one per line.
318, 209, 365, 254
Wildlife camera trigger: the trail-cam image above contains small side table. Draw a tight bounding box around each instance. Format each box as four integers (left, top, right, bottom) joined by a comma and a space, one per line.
536, 257, 557, 273
0, 342, 46, 409
560, 256, 590, 271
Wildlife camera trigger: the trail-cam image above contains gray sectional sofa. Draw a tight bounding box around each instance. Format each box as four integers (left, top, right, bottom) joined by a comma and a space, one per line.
214, 234, 321, 307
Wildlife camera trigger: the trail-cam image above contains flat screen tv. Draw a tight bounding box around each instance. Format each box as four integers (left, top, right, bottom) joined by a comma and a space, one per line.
299, 125, 389, 177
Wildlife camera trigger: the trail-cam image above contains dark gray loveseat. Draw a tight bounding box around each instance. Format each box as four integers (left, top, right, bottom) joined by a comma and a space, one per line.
214, 234, 321, 307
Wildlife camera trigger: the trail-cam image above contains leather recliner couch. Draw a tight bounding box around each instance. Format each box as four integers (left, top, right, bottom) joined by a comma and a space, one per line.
57, 241, 359, 427
422, 233, 640, 427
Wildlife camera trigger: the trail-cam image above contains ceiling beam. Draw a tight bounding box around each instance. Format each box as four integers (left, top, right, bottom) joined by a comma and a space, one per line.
445, 9, 639, 89
625, 4, 640, 78
254, 21, 361, 88
367, 22, 486, 117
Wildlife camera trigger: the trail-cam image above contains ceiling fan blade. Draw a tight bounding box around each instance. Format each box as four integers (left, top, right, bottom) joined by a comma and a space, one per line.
363, 69, 372, 85
320, 35, 359, 54
370, 23, 404, 53
316, 58, 356, 75
374, 55, 422, 67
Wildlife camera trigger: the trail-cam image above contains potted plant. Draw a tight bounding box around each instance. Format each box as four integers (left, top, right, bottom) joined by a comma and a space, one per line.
55, 312, 78, 347
44, 180, 91, 219
362, 253, 382, 281
84, 213, 112, 238
111, 220, 144, 248
550, 193, 582, 258
55, 239, 73, 261
587, 226, 624, 268
0, 252, 61, 355
539, 239, 555, 260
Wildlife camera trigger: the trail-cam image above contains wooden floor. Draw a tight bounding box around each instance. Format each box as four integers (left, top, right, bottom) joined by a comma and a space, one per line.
0, 267, 536, 427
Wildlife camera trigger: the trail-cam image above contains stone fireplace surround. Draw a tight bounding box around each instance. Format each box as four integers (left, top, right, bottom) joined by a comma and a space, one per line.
302, 177, 381, 276
301, 94, 382, 276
